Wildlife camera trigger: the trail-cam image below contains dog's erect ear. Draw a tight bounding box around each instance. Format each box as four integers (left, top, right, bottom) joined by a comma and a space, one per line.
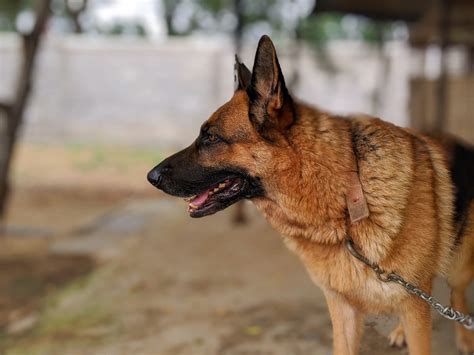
248, 35, 293, 135
234, 55, 252, 91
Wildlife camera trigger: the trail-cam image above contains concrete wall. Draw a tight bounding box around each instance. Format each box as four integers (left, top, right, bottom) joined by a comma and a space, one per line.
410, 76, 474, 144
0, 34, 411, 149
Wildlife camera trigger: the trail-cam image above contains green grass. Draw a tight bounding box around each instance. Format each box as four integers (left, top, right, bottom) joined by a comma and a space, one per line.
37, 272, 112, 337
2, 271, 114, 355
37, 304, 112, 337
65, 143, 167, 172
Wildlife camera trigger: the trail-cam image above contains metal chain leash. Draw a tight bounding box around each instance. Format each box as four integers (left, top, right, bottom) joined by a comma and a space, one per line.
345, 238, 474, 331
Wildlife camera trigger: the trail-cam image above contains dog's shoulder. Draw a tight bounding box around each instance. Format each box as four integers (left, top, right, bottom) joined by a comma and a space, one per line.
345, 115, 422, 259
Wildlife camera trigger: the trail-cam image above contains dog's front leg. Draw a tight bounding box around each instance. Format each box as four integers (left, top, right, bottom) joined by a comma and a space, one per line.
399, 297, 432, 355
324, 290, 365, 355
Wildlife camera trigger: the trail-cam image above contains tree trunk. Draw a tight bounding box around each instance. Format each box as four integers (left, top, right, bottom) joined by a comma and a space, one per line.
233, 0, 244, 57
66, 0, 88, 34
0, 0, 52, 224
435, 0, 451, 134
232, 0, 247, 225
0, 106, 11, 219
163, 0, 179, 36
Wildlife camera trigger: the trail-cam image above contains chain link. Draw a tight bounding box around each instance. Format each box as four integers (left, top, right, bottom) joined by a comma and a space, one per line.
345, 238, 474, 331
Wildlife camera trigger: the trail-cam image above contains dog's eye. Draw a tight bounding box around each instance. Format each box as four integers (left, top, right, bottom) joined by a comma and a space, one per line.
204, 133, 220, 144
208, 134, 218, 142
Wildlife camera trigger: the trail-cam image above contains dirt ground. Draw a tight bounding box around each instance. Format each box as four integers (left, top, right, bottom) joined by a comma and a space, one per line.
0, 143, 158, 352
0, 143, 472, 355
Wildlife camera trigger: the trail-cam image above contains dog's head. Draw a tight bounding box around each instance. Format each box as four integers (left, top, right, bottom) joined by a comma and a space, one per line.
148, 35, 297, 217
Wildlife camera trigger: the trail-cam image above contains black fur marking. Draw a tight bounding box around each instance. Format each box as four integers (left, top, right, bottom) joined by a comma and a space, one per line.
450, 141, 474, 245
234, 55, 252, 91
348, 124, 361, 173
350, 123, 379, 161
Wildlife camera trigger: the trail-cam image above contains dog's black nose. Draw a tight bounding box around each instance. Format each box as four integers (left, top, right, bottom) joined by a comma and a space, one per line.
148, 159, 173, 188
147, 168, 162, 187
147, 165, 169, 188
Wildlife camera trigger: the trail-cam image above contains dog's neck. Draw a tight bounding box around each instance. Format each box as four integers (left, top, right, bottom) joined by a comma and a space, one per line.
252, 105, 356, 246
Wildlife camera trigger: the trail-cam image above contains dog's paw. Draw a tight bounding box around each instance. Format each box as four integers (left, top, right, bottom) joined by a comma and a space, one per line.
456, 330, 474, 354
388, 323, 406, 348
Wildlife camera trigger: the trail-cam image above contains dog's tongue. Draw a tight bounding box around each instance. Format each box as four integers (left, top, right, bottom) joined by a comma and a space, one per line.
190, 190, 209, 207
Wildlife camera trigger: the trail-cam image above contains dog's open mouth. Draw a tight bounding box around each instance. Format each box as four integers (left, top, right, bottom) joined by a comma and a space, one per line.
185, 177, 245, 217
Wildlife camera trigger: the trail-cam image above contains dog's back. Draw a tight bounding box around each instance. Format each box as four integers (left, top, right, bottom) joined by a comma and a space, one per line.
443, 138, 474, 353
449, 140, 474, 240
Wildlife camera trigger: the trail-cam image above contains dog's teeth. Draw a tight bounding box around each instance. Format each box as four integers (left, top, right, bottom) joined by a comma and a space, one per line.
213, 188, 219, 192
219, 183, 226, 189
189, 203, 198, 209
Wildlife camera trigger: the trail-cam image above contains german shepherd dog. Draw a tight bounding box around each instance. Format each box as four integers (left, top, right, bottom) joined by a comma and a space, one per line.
148, 35, 474, 355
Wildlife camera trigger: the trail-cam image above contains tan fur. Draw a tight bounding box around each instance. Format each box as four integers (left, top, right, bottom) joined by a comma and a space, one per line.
192, 92, 474, 354
156, 37, 474, 354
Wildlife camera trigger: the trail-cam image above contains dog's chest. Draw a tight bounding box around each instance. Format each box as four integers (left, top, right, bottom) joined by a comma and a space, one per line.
283, 235, 406, 313
253, 198, 406, 313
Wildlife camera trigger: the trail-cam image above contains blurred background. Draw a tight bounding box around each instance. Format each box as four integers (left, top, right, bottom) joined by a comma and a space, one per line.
0, 0, 473, 354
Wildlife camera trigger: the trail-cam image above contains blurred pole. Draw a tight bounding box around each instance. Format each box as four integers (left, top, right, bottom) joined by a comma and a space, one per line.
66, 0, 88, 34
469, 46, 474, 72
233, 0, 247, 225
372, 23, 390, 116
287, 24, 303, 92
233, 0, 244, 56
288, 1, 315, 93
0, 0, 52, 227
435, 0, 450, 134
163, 0, 179, 36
